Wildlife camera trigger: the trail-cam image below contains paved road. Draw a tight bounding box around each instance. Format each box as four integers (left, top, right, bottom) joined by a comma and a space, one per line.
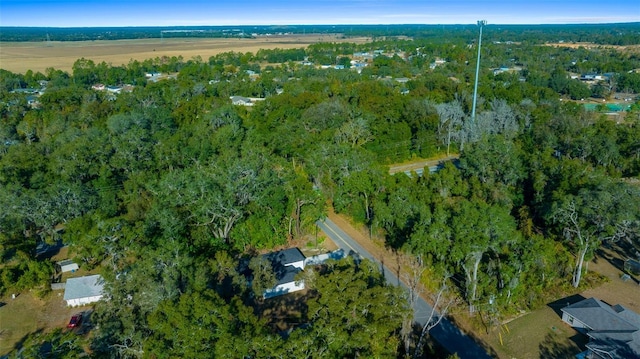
318, 218, 493, 359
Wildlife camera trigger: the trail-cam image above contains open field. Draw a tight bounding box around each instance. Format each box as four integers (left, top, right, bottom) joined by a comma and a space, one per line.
0, 34, 371, 74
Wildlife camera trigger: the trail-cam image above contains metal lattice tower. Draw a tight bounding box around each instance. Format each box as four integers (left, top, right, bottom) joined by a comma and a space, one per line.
471, 20, 487, 123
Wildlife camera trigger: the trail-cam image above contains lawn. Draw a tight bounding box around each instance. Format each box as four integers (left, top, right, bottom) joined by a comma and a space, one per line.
482, 305, 586, 359
0, 291, 77, 355
469, 244, 639, 359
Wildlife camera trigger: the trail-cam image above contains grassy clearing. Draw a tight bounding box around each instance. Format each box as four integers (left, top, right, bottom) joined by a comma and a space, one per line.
388, 154, 460, 174
0, 246, 98, 356
482, 306, 586, 359
0, 290, 79, 356
0, 293, 43, 355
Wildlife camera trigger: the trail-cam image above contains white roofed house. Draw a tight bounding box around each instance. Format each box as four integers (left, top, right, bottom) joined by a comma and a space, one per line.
230, 96, 253, 106
63, 274, 104, 307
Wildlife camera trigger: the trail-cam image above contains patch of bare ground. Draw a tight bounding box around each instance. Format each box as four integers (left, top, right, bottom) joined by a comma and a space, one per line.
0, 34, 371, 74
544, 42, 640, 53
388, 154, 460, 175
257, 290, 312, 334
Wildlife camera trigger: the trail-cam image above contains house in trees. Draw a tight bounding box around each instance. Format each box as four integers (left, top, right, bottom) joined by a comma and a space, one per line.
63, 275, 104, 307
230, 96, 265, 106
261, 248, 306, 299
561, 297, 640, 358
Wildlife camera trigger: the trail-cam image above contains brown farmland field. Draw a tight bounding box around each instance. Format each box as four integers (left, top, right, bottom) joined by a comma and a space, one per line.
0, 34, 371, 74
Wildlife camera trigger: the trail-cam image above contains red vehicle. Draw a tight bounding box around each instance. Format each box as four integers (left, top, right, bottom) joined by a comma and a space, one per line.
67, 313, 83, 328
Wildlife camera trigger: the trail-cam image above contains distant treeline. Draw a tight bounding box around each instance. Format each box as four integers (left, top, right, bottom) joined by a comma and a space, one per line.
1, 23, 639, 45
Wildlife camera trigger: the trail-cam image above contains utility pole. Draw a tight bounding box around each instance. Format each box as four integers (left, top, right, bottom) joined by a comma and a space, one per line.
471, 20, 487, 123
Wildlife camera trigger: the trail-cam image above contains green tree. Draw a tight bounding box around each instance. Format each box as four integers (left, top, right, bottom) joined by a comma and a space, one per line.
10, 329, 84, 359
291, 258, 408, 358
550, 180, 640, 288
248, 256, 277, 298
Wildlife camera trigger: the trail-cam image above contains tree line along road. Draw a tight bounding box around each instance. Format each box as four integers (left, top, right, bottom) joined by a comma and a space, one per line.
317, 217, 493, 359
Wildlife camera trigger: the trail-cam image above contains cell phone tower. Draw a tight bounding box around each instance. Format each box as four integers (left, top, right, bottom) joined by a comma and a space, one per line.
471, 20, 487, 123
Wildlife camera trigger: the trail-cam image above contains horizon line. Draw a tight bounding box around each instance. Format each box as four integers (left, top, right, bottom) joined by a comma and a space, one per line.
1, 21, 639, 29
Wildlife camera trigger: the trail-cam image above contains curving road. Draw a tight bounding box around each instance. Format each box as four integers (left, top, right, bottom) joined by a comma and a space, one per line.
317, 218, 493, 359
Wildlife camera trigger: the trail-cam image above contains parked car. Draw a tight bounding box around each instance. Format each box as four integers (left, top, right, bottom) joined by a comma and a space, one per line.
67, 313, 83, 328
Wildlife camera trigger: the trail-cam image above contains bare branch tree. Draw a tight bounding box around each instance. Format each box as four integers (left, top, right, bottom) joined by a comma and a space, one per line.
401, 255, 453, 358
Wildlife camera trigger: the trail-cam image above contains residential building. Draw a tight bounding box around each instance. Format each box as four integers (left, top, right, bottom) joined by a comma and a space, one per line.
561, 297, 640, 358
260, 248, 306, 299
63, 275, 104, 307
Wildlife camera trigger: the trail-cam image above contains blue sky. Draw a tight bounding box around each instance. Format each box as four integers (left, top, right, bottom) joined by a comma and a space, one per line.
1, 0, 639, 27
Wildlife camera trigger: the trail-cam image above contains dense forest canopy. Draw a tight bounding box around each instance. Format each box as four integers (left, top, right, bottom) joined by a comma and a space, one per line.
1, 23, 640, 358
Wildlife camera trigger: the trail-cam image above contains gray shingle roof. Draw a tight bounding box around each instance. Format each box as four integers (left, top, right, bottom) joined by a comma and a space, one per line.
276, 266, 303, 286
562, 297, 637, 332
262, 248, 305, 285
63, 275, 104, 301
563, 297, 640, 358
263, 248, 305, 267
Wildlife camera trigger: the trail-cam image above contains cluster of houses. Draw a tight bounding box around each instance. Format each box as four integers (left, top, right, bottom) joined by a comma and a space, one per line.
50, 252, 640, 359
90, 83, 134, 95
9, 80, 48, 108
55, 247, 345, 308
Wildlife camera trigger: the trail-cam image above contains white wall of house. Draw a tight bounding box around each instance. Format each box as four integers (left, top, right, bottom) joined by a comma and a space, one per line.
66, 295, 103, 307
264, 280, 305, 299
562, 312, 590, 330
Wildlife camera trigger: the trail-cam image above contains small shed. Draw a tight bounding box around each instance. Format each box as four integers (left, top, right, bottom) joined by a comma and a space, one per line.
63, 275, 104, 307
56, 259, 79, 273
